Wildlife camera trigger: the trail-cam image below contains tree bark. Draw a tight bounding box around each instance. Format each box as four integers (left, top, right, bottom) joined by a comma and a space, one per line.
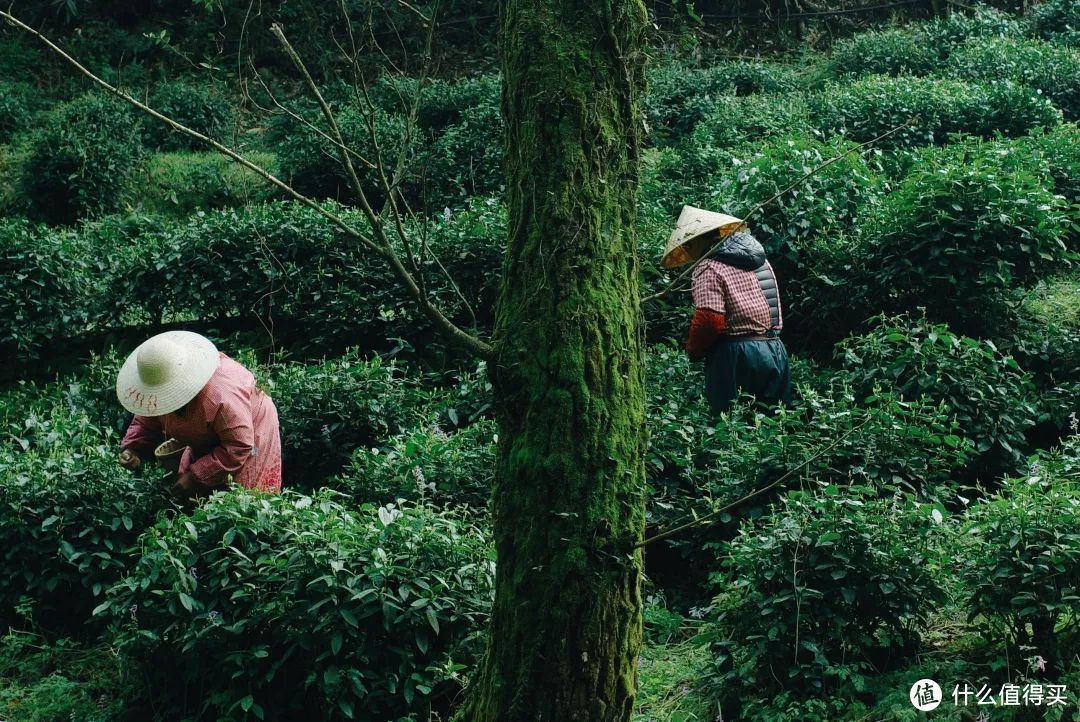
460, 1, 649, 720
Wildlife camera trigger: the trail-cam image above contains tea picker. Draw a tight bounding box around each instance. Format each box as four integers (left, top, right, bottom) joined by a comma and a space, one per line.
115, 331, 283, 500
662, 205, 793, 415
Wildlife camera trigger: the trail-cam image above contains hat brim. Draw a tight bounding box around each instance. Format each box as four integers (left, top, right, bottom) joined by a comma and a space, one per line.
116, 332, 219, 416
661, 221, 744, 268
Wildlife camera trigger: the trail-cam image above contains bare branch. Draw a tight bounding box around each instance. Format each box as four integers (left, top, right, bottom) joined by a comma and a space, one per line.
0, 9, 494, 361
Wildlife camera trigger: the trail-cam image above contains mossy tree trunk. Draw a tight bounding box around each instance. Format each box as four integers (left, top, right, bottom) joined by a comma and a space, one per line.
460, 1, 649, 721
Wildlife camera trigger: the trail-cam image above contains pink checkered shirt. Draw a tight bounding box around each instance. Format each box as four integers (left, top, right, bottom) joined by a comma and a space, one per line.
691, 258, 783, 335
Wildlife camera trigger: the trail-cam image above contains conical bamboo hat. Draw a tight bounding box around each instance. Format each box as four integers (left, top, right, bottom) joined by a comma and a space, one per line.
661, 205, 746, 269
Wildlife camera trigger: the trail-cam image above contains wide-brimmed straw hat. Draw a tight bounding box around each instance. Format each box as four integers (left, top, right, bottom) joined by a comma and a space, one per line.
661, 205, 746, 269
116, 331, 219, 416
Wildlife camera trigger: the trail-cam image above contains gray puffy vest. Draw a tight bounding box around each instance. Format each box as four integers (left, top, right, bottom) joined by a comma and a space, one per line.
711, 230, 781, 331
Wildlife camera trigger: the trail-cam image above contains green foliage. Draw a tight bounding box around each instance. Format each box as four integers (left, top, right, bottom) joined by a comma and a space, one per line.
138, 151, 278, 215
339, 418, 496, 510
370, 73, 501, 132
0, 631, 134, 722
18, 93, 144, 224
917, 5, 1025, 54
947, 37, 1080, 120
960, 437, 1080, 664
265, 350, 426, 487
102, 490, 493, 722
144, 80, 234, 150
828, 28, 941, 77
0, 81, 37, 144
0, 219, 103, 361
645, 59, 800, 142
689, 92, 810, 150
809, 75, 1060, 149
851, 137, 1070, 328
837, 314, 1039, 474
1029, 0, 1080, 47
425, 101, 504, 202
0, 398, 169, 630
268, 98, 412, 203
707, 135, 884, 265
1009, 275, 1080, 412
708, 489, 947, 700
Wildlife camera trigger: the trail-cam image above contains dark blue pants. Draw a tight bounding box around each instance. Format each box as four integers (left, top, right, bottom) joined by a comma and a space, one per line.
703, 336, 793, 415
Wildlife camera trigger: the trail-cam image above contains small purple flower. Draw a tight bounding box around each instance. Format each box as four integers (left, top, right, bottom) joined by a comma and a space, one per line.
129, 603, 138, 620
189, 566, 199, 580
208, 610, 221, 622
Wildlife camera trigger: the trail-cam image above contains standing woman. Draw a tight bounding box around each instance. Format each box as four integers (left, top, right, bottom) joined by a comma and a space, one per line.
116, 331, 282, 499
662, 205, 793, 415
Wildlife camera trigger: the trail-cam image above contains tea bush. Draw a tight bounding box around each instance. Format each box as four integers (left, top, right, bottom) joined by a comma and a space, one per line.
644, 59, 800, 142
265, 350, 428, 487
808, 75, 1060, 149
339, 418, 496, 510
0, 80, 37, 144
138, 151, 278, 215
1029, 0, 1080, 47
0, 219, 103, 363
837, 314, 1039, 475
371, 73, 500, 131
917, 5, 1024, 54
102, 490, 494, 722
425, 101, 504, 202
18, 93, 144, 224
689, 92, 810, 150
706, 135, 884, 267
144, 80, 234, 151
959, 436, 1080, 671
852, 137, 1070, 329
268, 100, 413, 203
0, 401, 169, 630
707, 489, 947, 702
828, 28, 941, 77
947, 37, 1080, 120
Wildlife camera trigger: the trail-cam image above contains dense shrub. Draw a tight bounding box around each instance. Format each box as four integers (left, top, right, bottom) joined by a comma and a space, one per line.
851, 138, 1070, 329
265, 350, 427, 487
0, 81, 37, 144
370, 73, 500, 131
644, 344, 971, 595
339, 418, 496, 510
689, 92, 810, 149
959, 436, 1080, 671
1007, 276, 1080, 427
1029, 0, 1080, 46
706, 135, 884, 266
102, 490, 493, 722
424, 101, 504, 202
917, 5, 1024, 54
947, 37, 1080, 120
708, 489, 947, 702
809, 75, 1060, 149
0, 219, 104, 363
268, 100, 413, 203
138, 151, 279, 215
837, 314, 1039, 474
828, 28, 941, 77
18, 93, 144, 224
0, 400, 169, 630
645, 59, 800, 142
144, 80, 234, 150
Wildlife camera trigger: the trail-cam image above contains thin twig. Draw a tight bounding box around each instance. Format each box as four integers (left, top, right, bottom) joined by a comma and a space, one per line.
0, 9, 494, 361
637, 405, 886, 548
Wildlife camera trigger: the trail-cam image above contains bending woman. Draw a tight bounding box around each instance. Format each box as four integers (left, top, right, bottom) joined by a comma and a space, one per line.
116, 330, 282, 499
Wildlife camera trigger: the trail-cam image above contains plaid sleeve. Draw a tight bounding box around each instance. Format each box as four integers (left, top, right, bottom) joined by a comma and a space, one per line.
692, 261, 726, 313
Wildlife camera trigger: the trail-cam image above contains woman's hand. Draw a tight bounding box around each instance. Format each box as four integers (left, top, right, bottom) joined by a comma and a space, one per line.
170, 471, 197, 500
119, 449, 142, 470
